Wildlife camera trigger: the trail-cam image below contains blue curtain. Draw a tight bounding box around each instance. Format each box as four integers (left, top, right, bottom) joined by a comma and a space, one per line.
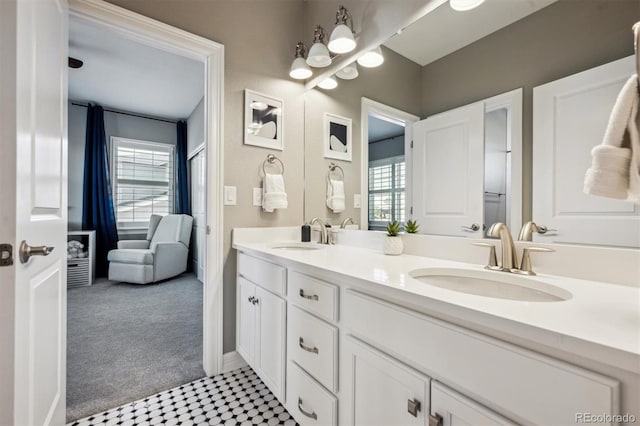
175, 120, 190, 215
82, 104, 118, 277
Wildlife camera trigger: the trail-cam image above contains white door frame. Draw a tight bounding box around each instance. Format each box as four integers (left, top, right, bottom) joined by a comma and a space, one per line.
69, 0, 225, 376
360, 98, 420, 230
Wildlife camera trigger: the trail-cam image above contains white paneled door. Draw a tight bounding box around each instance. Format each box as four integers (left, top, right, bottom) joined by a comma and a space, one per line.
533, 56, 639, 247
190, 150, 206, 282
412, 103, 485, 237
6, 0, 69, 424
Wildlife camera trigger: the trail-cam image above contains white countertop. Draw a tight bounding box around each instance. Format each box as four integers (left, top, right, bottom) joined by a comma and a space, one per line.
234, 240, 640, 374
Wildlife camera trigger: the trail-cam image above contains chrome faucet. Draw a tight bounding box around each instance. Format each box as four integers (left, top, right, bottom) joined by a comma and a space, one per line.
310, 217, 329, 244
340, 217, 354, 229
487, 222, 518, 272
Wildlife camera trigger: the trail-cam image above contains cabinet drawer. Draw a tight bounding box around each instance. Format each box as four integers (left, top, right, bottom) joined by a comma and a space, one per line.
288, 305, 338, 392
431, 381, 516, 426
286, 361, 337, 426
344, 290, 620, 425
288, 271, 338, 322
237, 252, 286, 296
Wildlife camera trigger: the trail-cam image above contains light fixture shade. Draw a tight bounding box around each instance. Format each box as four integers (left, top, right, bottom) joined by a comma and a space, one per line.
307, 42, 332, 68
289, 57, 312, 79
328, 24, 356, 54
450, 0, 486, 11
357, 46, 384, 68
336, 62, 358, 80
318, 76, 338, 90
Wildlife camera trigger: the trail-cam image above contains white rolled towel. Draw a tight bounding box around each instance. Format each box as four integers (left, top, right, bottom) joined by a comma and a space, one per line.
584, 74, 640, 202
326, 179, 345, 213
262, 173, 288, 212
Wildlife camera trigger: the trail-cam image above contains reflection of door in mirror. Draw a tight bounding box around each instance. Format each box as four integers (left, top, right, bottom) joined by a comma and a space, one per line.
410, 89, 522, 238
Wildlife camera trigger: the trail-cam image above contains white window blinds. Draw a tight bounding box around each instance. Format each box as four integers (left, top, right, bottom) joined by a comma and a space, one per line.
368, 155, 406, 230
111, 137, 174, 229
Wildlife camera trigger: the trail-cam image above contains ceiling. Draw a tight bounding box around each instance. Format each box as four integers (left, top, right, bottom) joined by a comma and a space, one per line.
384, 0, 557, 66
68, 18, 204, 120
369, 116, 405, 143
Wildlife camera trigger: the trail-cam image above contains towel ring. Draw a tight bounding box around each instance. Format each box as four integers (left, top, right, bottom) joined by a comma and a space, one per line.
262, 154, 285, 176
328, 162, 344, 181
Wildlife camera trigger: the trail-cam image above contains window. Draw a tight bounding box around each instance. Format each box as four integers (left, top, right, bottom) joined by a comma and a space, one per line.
368, 155, 405, 230
111, 137, 174, 230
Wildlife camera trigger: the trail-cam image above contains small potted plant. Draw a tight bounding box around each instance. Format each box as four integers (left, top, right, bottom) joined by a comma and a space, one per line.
383, 220, 403, 255
405, 219, 419, 234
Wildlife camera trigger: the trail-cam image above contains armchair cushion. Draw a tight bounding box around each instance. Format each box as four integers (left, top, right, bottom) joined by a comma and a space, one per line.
107, 249, 154, 265
117, 240, 150, 250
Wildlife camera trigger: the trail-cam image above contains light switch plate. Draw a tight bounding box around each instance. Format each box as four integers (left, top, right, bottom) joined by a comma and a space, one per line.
224, 186, 237, 206
253, 188, 262, 207
354, 194, 361, 208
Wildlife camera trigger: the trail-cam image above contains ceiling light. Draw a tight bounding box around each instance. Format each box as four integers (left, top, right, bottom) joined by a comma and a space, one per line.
289, 42, 313, 80
357, 46, 384, 68
318, 76, 338, 90
307, 26, 332, 68
328, 6, 356, 54
336, 62, 359, 80
450, 0, 486, 11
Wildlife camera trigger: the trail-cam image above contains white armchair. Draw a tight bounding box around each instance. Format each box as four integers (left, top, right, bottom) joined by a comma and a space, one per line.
107, 214, 193, 284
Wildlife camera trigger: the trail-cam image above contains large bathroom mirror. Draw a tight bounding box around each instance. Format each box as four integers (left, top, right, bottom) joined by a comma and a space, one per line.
303, 0, 640, 247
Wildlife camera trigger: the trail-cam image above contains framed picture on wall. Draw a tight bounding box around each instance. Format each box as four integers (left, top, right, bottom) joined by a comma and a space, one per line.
324, 113, 352, 162
244, 89, 284, 150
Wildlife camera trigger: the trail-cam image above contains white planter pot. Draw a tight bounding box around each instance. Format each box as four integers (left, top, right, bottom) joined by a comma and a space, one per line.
383, 236, 403, 255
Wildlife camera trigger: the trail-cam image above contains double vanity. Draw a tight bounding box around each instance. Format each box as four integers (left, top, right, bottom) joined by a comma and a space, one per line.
233, 227, 640, 426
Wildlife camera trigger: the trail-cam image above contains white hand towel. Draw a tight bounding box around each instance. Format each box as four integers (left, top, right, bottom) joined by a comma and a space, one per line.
326, 178, 345, 213
584, 74, 640, 202
262, 173, 288, 212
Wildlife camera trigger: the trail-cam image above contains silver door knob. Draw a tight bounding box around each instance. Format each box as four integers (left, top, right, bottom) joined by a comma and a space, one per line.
461, 223, 481, 232
19, 240, 54, 264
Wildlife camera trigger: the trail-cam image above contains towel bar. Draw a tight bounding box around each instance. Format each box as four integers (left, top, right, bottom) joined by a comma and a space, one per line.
262, 154, 285, 176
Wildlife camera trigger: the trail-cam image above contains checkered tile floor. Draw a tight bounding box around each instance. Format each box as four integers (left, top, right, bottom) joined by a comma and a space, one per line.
68, 366, 298, 426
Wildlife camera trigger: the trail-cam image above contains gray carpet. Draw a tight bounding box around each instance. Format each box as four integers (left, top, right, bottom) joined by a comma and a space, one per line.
66, 273, 205, 422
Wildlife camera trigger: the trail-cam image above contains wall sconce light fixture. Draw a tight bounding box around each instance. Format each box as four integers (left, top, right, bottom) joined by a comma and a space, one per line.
450, 0, 486, 11
289, 42, 313, 80
357, 46, 384, 68
307, 25, 332, 68
335, 62, 358, 80
318, 76, 338, 90
328, 6, 356, 54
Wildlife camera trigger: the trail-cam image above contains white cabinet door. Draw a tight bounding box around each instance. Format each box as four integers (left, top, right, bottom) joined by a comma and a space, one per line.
237, 277, 256, 365
431, 382, 516, 426
346, 336, 430, 426
533, 56, 639, 247
190, 150, 206, 281
255, 285, 286, 401
412, 102, 484, 237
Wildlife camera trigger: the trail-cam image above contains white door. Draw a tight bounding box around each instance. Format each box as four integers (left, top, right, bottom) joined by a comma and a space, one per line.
533, 56, 639, 247
347, 337, 430, 426
431, 382, 516, 426
412, 103, 484, 237
254, 286, 286, 401
236, 277, 256, 365
190, 150, 206, 281
0, 0, 68, 425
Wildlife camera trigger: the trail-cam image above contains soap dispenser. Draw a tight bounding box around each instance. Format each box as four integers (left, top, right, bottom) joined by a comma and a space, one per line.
301, 222, 311, 242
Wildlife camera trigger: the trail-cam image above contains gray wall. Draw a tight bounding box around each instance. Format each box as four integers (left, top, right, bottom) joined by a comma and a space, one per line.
187, 97, 204, 155
369, 135, 405, 163
420, 0, 640, 223
304, 46, 422, 224
106, 0, 306, 353
68, 102, 178, 231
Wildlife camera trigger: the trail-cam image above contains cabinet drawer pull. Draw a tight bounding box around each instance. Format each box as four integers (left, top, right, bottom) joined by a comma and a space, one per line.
429, 413, 443, 426
299, 337, 319, 354
299, 289, 319, 301
297, 397, 318, 420
408, 398, 421, 417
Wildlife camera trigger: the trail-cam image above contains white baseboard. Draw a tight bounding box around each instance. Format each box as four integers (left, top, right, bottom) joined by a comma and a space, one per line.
222, 351, 247, 373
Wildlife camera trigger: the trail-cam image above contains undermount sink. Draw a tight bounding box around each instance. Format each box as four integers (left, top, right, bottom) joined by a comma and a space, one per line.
271, 242, 324, 251
409, 268, 572, 302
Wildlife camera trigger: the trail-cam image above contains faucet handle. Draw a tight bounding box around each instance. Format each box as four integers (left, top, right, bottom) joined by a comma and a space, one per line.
517, 246, 554, 275
472, 242, 498, 269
